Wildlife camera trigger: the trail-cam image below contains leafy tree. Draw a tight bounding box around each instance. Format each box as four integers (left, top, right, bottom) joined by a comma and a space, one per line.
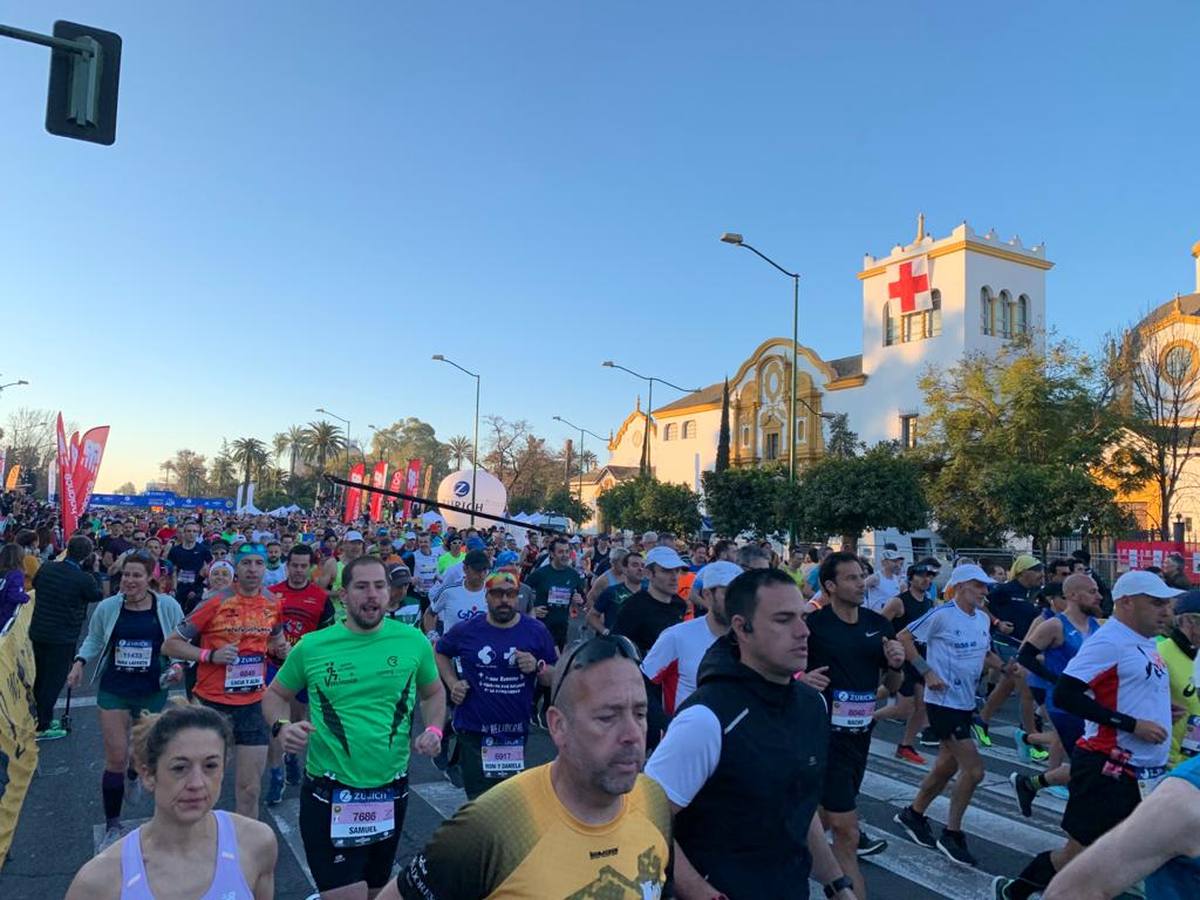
159, 458, 177, 490
715, 378, 731, 473
209, 443, 238, 497
115, 481, 137, 495
542, 485, 593, 525
597, 476, 701, 536
701, 465, 788, 537
825, 413, 863, 459
788, 443, 929, 551
370, 418, 452, 488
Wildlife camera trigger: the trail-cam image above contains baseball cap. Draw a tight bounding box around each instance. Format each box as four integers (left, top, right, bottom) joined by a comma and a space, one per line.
404, 532, 416, 540
376, 527, 390, 536
343, 530, 365, 543
946, 563, 998, 588
465, 536, 487, 551
464, 549, 490, 571
495, 550, 519, 567
1010, 555, 1044, 578
700, 560, 742, 590
1176, 590, 1200, 616
644, 546, 686, 570
881, 548, 904, 561
907, 563, 938, 579
1112, 570, 1183, 601
485, 570, 520, 592
641, 530, 659, 544
387, 564, 412, 587
570, 535, 582, 544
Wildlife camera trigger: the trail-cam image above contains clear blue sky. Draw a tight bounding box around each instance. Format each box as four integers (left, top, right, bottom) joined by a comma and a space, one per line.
2, 1, 1195, 491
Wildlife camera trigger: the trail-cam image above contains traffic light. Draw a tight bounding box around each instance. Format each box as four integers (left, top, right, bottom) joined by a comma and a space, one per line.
44, 20, 121, 145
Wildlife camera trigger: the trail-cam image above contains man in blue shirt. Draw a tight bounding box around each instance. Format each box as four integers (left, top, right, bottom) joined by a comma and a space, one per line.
436, 570, 558, 799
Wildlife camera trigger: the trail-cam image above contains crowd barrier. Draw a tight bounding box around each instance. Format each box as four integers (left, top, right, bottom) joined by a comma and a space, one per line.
0, 595, 39, 868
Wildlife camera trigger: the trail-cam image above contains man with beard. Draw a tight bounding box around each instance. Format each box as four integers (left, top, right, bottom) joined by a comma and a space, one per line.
435, 571, 558, 799
263, 555, 446, 900
385, 633, 671, 900
261, 540, 287, 588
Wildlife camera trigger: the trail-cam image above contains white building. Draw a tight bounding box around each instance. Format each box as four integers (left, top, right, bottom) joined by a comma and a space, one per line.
589, 217, 1054, 554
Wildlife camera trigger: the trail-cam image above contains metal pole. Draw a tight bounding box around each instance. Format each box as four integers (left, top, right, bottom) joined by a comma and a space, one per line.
0, 24, 95, 54
646, 379, 654, 474
577, 428, 585, 501
790, 273, 798, 486
471, 373, 480, 527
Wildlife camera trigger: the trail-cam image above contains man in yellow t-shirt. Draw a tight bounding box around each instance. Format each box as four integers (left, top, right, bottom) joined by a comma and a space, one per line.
382, 634, 670, 899
1158, 591, 1200, 767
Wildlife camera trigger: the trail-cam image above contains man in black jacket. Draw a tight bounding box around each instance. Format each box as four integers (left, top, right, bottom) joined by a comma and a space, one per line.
645, 568, 855, 900
30, 535, 101, 739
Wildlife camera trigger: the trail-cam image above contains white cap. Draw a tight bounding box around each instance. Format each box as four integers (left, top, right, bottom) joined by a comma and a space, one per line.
1111, 570, 1183, 601
644, 546, 686, 570
946, 563, 997, 588
699, 560, 742, 590
881, 548, 904, 561
343, 530, 365, 542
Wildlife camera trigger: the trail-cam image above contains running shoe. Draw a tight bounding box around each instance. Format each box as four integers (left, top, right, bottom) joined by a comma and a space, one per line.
284, 752, 302, 786
936, 828, 978, 867
971, 716, 992, 747
918, 728, 940, 748
35, 723, 69, 741
857, 832, 887, 857
1029, 744, 1050, 763
992, 875, 1015, 899
265, 767, 285, 806
895, 744, 926, 765
1010, 771, 1037, 818
1013, 728, 1034, 763
894, 806, 936, 849
1046, 784, 1069, 800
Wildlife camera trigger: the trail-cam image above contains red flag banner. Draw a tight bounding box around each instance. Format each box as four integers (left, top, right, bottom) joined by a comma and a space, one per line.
71, 426, 110, 516
343, 463, 365, 525
388, 466, 405, 521
403, 458, 422, 521
369, 461, 389, 523
56, 413, 80, 537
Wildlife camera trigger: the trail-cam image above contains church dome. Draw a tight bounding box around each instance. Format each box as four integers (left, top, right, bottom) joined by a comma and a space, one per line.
1192, 239, 1200, 258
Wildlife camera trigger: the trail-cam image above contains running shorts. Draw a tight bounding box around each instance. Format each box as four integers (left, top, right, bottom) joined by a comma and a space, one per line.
1061, 749, 1141, 846
925, 703, 974, 742
97, 688, 168, 715
199, 698, 269, 746
821, 730, 872, 813
299, 775, 409, 891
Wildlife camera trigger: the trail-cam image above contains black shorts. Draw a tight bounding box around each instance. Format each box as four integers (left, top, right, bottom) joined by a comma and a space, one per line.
199, 698, 269, 746
457, 730, 526, 801
1061, 750, 1141, 846
821, 730, 872, 813
925, 703, 973, 742
898, 663, 923, 699
300, 775, 409, 891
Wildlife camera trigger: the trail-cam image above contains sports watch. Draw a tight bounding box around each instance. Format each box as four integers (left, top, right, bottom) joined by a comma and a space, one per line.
824, 875, 854, 898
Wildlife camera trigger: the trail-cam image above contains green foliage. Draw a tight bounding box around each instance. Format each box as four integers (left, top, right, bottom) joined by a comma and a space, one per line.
715, 378, 731, 473
597, 476, 701, 536
541, 485, 594, 526
114, 481, 137, 495
787, 443, 929, 550
825, 413, 863, 459
701, 465, 789, 538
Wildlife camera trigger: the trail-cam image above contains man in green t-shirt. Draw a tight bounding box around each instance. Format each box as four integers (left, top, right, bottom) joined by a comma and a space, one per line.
525, 536, 586, 650
263, 555, 446, 898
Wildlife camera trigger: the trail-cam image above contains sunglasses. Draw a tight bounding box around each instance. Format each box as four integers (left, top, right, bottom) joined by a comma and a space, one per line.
487, 588, 519, 599
550, 633, 642, 708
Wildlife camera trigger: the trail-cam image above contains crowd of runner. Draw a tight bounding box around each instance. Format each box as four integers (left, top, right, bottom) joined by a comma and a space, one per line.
2, 489, 1198, 898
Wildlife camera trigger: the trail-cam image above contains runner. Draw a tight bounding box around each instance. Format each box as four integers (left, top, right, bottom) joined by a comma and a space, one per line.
263, 555, 445, 900
645, 568, 855, 899
407, 534, 440, 602
894, 563, 998, 867
993, 569, 1176, 899
436, 534, 465, 576
161, 542, 287, 819
1009, 572, 1102, 816
385, 633, 670, 900
584, 546, 628, 608
435, 570, 557, 799
263, 543, 335, 804
386, 563, 421, 625
805, 551, 907, 896
261, 540, 287, 588
65, 704, 277, 900
525, 536, 586, 651
587, 550, 643, 636
612, 546, 690, 657
864, 547, 905, 613
425, 549, 488, 636
1157, 589, 1200, 767
873, 560, 938, 764
66, 552, 186, 847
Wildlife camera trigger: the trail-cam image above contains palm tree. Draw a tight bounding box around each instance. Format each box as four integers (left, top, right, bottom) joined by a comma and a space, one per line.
578, 449, 598, 473
172, 449, 208, 496
304, 420, 346, 501
209, 455, 238, 495
230, 437, 269, 494
447, 435, 473, 470
273, 426, 310, 477
159, 459, 177, 490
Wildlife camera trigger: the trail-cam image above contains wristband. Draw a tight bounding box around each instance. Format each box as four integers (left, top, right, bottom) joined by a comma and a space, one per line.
73, 656, 87, 666
536, 659, 548, 675
424, 725, 444, 740
200, 648, 212, 664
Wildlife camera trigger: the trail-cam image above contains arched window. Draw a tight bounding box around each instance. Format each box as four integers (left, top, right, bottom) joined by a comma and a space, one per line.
981, 287, 995, 335
663, 423, 676, 441
1016, 295, 1029, 334
1000, 290, 1013, 338
884, 301, 898, 346
683, 420, 697, 439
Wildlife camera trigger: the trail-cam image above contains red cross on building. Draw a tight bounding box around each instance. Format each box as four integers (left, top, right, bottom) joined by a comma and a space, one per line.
887, 260, 930, 313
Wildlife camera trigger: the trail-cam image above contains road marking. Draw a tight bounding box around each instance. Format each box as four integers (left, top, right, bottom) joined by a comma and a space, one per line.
56, 690, 187, 711
266, 798, 316, 892
410, 781, 467, 818
859, 822, 1001, 900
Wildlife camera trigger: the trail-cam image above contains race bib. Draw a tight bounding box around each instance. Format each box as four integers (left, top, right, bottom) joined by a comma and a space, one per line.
114, 639, 154, 671
1182, 715, 1200, 757
417, 565, 437, 590
1135, 766, 1167, 802
223, 653, 265, 693
481, 735, 525, 778
830, 690, 877, 731
330, 787, 395, 847
548, 585, 572, 607
176, 570, 195, 584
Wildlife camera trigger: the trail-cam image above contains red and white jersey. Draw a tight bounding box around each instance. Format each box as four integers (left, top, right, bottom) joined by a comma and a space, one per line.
641, 616, 723, 716
1064, 618, 1171, 768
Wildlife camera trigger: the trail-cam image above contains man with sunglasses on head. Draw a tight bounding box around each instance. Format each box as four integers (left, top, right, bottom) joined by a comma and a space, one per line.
386, 631, 671, 900
644, 568, 852, 900
435, 571, 557, 800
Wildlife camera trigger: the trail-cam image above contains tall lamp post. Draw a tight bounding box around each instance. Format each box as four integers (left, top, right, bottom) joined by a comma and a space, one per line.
601, 362, 700, 475
433, 354, 481, 526
316, 407, 362, 464
720, 232, 802, 487
0, 377, 29, 396
553, 415, 611, 501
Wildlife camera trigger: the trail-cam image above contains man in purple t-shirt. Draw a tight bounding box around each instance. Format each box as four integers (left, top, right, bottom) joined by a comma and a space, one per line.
436, 571, 558, 799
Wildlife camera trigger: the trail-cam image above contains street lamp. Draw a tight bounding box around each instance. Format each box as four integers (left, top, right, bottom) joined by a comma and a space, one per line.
601, 361, 700, 474
433, 354, 481, 526
720, 232, 803, 486
0, 377, 29, 394
316, 407, 362, 464
553, 415, 611, 502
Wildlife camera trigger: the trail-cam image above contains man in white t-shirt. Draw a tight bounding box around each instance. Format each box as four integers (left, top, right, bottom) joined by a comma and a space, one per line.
864, 547, 905, 613
642, 561, 742, 718
425, 550, 488, 635
893, 563, 998, 867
